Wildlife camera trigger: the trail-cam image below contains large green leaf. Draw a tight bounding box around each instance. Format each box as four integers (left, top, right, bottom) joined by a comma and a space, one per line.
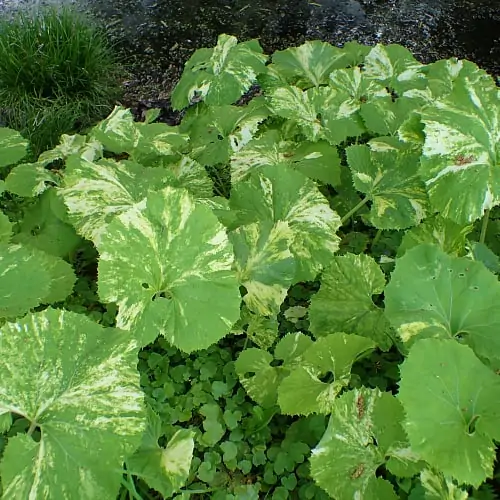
267, 85, 366, 145
0, 243, 52, 318
268, 40, 348, 88
278, 333, 376, 415
0, 127, 28, 168
362, 43, 426, 94
346, 137, 429, 229
418, 75, 500, 223
59, 156, 176, 243
126, 409, 194, 497
231, 129, 341, 186
0, 308, 146, 499
171, 34, 268, 109
418, 469, 469, 500
397, 215, 473, 257
38, 133, 102, 164
235, 333, 313, 408
231, 221, 295, 316
179, 98, 269, 166
90, 106, 188, 162
398, 338, 500, 487
12, 190, 82, 258
97, 186, 241, 352
384, 244, 500, 362
309, 253, 393, 350
310, 388, 405, 500
4, 163, 60, 197
230, 166, 341, 282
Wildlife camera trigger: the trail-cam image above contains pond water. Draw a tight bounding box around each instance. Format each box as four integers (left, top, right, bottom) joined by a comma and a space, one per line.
1, 0, 499, 111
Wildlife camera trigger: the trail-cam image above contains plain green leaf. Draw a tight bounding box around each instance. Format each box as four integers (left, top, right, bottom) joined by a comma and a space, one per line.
309, 253, 393, 350
127, 409, 194, 498
278, 333, 376, 415
385, 243, 500, 362
235, 333, 313, 408
0, 212, 12, 243
4, 163, 60, 197
12, 190, 82, 258
398, 338, 500, 487
0, 308, 146, 500
0, 127, 28, 168
0, 243, 52, 318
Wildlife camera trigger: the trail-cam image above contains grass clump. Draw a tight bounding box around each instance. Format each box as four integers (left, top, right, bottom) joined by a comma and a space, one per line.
0, 6, 123, 158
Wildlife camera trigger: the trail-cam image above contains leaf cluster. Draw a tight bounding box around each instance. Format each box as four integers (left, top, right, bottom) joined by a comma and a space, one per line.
1, 34, 500, 499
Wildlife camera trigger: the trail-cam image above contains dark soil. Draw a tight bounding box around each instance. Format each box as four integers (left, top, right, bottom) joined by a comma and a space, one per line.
1, 0, 499, 122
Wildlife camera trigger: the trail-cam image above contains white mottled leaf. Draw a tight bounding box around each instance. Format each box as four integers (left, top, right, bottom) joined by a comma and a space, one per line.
97, 186, 241, 352
171, 34, 268, 109
419, 76, 500, 223
0, 308, 146, 500
230, 165, 341, 282
230, 220, 295, 316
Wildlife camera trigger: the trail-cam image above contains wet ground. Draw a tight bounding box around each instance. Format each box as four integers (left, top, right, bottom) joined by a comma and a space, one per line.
1, 0, 499, 118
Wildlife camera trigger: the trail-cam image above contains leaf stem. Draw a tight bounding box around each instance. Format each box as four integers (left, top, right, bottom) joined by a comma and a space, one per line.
340, 196, 370, 225
479, 208, 490, 244
27, 419, 37, 437
371, 229, 382, 249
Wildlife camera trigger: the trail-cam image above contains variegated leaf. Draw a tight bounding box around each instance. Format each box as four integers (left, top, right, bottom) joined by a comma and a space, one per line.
0, 308, 146, 500
362, 43, 426, 94
310, 388, 404, 500
419, 75, 500, 223
268, 84, 366, 145
346, 136, 429, 229
230, 165, 341, 282
38, 133, 102, 164
96, 186, 241, 352
398, 215, 473, 257
180, 98, 269, 166
171, 34, 268, 109
231, 130, 340, 186
59, 156, 175, 243
230, 220, 295, 316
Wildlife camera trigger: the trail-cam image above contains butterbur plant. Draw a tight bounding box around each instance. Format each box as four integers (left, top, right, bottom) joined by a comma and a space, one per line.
1, 34, 500, 498
0, 5, 123, 158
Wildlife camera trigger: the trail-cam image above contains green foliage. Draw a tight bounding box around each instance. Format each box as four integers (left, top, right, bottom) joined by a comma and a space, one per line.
0, 5, 122, 158
1, 34, 500, 499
